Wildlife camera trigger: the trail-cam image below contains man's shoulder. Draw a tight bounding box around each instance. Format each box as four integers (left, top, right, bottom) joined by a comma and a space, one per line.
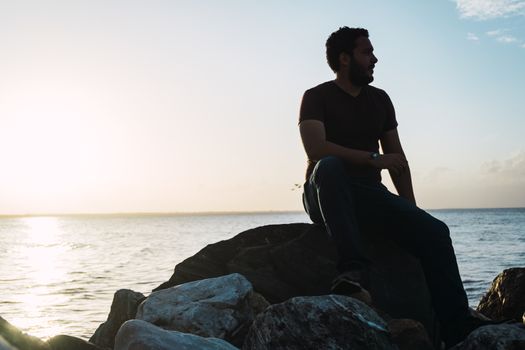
305, 80, 336, 94
365, 84, 388, 96
305, 82, 389, 96
364, 85, 393, 104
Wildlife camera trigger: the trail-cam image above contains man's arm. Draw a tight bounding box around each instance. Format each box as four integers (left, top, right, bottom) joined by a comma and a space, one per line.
299, 120, 409, 173
380, 128, 416, 205
300, 120, 374, 166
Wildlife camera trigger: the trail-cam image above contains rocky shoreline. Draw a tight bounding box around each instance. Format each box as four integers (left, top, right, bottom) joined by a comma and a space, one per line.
1, 223, 525, 349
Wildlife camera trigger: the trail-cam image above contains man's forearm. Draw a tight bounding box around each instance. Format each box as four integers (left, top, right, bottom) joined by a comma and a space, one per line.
389, 167, 416, 205
310, 141, 375, 167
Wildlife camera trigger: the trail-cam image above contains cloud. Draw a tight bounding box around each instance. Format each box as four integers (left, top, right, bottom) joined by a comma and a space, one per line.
486, 29, 508, 36
422, 166, 454, 183
481, 151, 525, 182
416, 155, 525, 208
456, 5, 525, 49
497, 35, 518, 43
455, 0, 525, 20
467, 32, 480, 41
486, 28, 522, 45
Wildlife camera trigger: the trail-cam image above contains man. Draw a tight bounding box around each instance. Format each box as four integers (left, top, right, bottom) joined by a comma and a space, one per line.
299, 27, 491, 347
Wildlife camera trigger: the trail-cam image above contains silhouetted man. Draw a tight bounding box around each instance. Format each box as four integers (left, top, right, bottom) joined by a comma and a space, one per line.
299, 27, 493, 348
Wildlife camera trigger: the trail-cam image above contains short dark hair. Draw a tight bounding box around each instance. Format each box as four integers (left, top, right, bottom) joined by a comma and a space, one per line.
326, 27, 369, 72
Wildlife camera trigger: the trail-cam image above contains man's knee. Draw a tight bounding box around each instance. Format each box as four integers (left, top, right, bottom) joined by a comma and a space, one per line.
311, 156, 347, 187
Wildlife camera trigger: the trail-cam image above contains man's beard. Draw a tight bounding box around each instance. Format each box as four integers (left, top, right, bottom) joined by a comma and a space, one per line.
348, 59, 373, 87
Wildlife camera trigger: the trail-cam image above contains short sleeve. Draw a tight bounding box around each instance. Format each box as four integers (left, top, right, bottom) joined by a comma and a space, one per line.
382, 91, 398, 131
299, 88, 325, 125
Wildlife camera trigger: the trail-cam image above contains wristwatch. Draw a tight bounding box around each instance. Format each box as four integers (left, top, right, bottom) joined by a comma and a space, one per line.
370, 152, 381, 160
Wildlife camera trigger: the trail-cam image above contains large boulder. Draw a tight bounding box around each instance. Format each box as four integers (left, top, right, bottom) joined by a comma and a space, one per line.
450, 323, 525, 350
90, 289, 146, 349
114, 319, 238, 350
137, 273, 268, 347
243, 294, 395, 350
477, 267, 525, 321
0, 316, 50, 350
154, 223, 438, 341
153, 224, 323, 302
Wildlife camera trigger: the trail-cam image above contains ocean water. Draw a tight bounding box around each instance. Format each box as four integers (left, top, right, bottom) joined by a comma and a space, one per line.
0, 209, 524, 340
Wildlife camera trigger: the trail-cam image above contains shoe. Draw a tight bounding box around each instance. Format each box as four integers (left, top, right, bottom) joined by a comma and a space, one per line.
330, 270, 373, 305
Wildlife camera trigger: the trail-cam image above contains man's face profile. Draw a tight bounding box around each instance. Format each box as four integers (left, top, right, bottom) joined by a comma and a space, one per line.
347, 36, 377, 87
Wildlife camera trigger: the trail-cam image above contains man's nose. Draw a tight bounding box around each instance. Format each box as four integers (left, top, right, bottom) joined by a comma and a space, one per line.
372, 54, 378, 63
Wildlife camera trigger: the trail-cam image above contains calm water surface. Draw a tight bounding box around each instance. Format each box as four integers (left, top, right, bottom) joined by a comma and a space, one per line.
0, 209, 523, 340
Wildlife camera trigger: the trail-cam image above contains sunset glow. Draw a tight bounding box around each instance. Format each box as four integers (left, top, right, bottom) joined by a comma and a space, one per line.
8, 217, 69, 339
0, 0, 524, 215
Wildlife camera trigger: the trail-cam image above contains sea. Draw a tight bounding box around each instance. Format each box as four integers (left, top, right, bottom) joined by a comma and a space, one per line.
0, 208, 524, 340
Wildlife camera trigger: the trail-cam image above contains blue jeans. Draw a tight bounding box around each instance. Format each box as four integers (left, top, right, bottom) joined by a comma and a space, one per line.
302, 156, 468, 323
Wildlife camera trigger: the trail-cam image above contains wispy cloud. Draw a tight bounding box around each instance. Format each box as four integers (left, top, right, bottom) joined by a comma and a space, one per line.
486, 29, 508, 36
485, 28, 522, 45
455, 0, 525, 20
481, 151, 525, 182
423, 167, 454, 183
497, 35, 518, 43
467, 32, 480, 41
457, 6, 525, 48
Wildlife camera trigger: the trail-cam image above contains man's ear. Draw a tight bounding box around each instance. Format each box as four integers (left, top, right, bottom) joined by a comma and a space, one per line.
338, 52, 351, 68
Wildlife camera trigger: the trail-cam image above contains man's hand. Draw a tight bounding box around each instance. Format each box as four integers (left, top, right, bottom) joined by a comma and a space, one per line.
371, 153, 408, 176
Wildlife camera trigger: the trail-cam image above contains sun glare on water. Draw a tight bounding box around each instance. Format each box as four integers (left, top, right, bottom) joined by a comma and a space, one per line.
8, 217, 69, 339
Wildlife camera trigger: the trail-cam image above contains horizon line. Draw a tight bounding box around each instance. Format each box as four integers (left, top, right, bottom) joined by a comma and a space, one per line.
0, 209, 305, 218
1, 206, 524, 218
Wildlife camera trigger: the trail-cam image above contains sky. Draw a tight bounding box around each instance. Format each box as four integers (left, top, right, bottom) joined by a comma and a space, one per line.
0, 0, 524, 215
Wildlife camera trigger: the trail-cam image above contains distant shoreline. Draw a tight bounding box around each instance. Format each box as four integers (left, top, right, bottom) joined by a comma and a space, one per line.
0, 207, 524, 218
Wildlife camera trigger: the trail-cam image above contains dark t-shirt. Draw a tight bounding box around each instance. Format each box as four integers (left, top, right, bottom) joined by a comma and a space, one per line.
299, 81, 398, 181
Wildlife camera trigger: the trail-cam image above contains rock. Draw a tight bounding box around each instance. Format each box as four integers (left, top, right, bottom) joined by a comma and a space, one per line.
154, 223, 438, 342
114, 319, 238, 350
477, 267, 525, 321
153, 224, 318, 302
0, 318, 103, 350
46, 335, 104, 350
450, 323, 525, 350
243, 294, 395, 350
468, 307, 491, 321
387, 318, 433, 350
0, 335, 18, 350
90, 289, 145, 349
0, 316, 50, 350
137, 273, 268, 347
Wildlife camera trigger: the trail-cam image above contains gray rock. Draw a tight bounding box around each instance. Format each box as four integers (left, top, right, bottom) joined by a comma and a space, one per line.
47, 335, 104, 350
242, 294, 396, 350
0, 335, 18, 350
0, 316, 50, 350
137, 273, 268, 347
114, 319, 238, 350
450, 323, 525, 350
154, 223, 438, 342
477, 267, 525, 321
90, 289, 145, 349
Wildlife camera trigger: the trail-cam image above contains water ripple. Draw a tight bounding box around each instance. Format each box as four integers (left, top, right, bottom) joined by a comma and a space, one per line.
0, 210, 522, 339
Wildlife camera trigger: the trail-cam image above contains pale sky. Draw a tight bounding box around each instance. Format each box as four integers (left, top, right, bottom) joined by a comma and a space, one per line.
1, 0, 524, 215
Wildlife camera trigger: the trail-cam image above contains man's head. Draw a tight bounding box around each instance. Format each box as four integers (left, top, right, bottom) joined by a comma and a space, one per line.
326, 27, 378, 86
